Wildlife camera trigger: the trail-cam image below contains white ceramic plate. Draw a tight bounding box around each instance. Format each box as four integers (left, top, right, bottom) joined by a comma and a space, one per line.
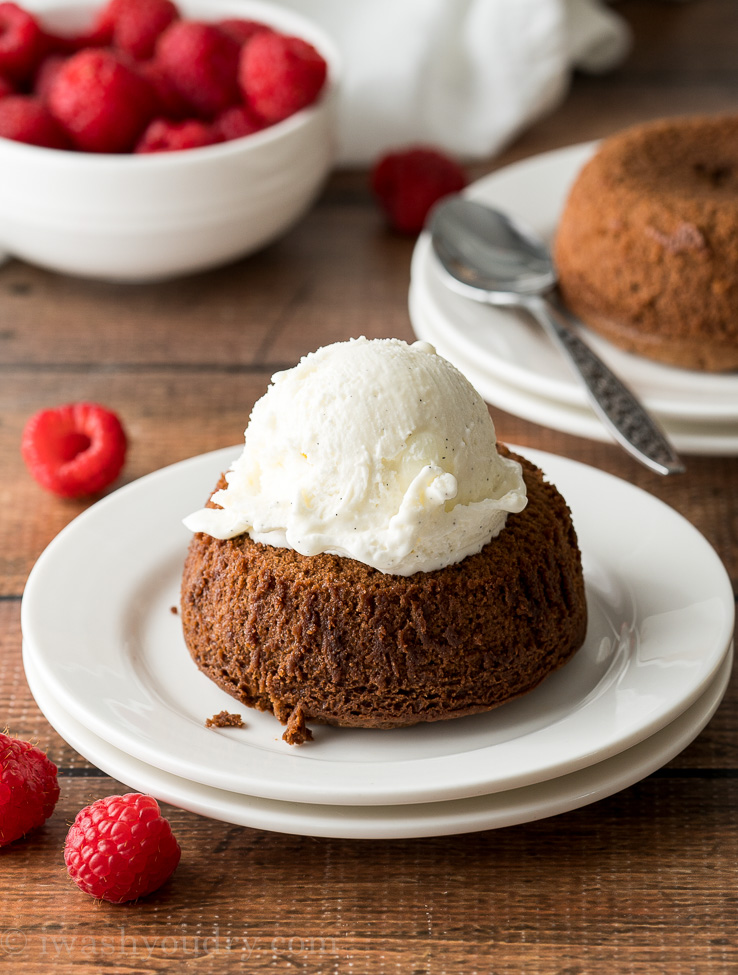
23, 643, 733, 838
411, 284, 738, 456
21, 447, 734, 806
409, 142, 738, 425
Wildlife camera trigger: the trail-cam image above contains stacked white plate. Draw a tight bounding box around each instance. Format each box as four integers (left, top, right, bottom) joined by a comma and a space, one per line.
21, 447, 734, 838
409, 143, 738, 456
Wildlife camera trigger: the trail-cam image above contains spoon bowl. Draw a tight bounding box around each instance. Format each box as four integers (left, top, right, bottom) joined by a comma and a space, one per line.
428, 196, 684, 476
430, 198, 555, 298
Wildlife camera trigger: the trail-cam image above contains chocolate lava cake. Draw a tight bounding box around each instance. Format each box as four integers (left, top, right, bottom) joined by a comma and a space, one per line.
180, 448, 587, 744
554, 115, 738, 371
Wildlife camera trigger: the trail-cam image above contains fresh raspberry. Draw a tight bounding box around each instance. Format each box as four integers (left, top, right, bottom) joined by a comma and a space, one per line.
214, 103, 265, 142
155, 20, 240, 119
0, 2, 44, 82
110, 0, 179, 61
239, 29, 327, 124
64, 793, 181, 904
62, 26, 110, 49
218, 18, 270, 45
86, 0, 133, 46
47, 48, 156, 152
33, 54, 67, 103
135, 116, 217, 153
34, 27, 85, 59
64, 12, 119, 51
21, 402, 127, 498
0, 94, 70, 148
137, 57, 188, 119
0, 732, 59, 846
0, 72, 14, 97
85, 0, 119, 46
371, 147, 468, 235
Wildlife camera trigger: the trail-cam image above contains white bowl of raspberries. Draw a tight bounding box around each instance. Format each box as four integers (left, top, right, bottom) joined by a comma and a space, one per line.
0, 0, 340, 280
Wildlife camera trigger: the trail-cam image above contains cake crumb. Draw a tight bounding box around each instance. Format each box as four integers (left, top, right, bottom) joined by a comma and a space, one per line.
170, 605, 178, 615
205, 710, 244, 729
282, 704, 313, 745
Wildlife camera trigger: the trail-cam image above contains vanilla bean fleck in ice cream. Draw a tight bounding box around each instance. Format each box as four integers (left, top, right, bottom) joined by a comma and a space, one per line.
184, 337, 527, 575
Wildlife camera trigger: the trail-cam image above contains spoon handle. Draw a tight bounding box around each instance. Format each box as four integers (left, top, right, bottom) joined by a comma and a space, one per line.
524, 295, 685, 475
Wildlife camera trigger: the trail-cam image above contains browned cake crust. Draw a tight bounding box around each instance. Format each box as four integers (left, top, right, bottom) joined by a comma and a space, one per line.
180, 449, 587, 735
554, 115, 738, 372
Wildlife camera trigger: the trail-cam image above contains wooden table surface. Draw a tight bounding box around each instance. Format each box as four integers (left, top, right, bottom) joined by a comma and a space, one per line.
2, 2, 738, 971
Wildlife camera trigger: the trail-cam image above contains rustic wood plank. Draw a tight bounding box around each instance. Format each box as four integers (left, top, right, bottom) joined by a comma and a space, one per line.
2, 773, 738, 974
617, 0, 738, 77
0, 200, 416, 369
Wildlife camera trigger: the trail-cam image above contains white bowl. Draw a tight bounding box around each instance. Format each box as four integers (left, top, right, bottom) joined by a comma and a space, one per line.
0, 0, 340, 281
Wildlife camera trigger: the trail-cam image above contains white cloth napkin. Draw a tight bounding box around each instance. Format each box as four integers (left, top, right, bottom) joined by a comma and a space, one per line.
275, 0, 631, 164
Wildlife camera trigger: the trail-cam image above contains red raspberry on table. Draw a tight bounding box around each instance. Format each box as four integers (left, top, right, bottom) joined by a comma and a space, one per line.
370, 147, 468, 235
135, 116, 217, 153
155, 20, 240, 119
111, 0, 179, 61
0, 2, 44, 82
0, 732, 59, 847
47, 48, 156, 152
214, 103, 265, 142
0, 94, 70, 148
239, 29, 327, 124
21, 401, 127, 499
64, 793, 181, 904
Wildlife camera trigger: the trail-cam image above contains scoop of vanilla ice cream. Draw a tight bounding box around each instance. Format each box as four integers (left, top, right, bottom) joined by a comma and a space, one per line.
184, 337, 527, 575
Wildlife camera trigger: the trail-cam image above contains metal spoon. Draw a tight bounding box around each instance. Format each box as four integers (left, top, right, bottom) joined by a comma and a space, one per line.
429, 196, 685, 476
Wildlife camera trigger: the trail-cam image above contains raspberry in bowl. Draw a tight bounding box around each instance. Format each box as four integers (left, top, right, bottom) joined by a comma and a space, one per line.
0, 0, 340, 280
